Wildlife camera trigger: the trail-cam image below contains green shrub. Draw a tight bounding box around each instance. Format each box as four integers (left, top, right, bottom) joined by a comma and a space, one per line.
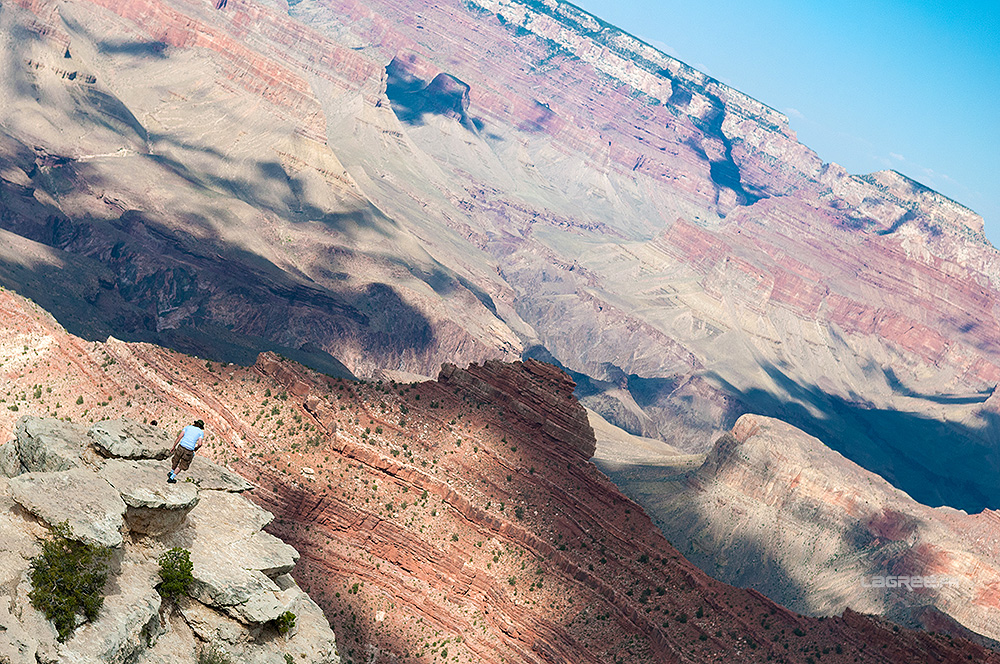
275, 610, 296, 636
157, 547, 194, 601
28, 521, 112, 641
198, 644, 232, 664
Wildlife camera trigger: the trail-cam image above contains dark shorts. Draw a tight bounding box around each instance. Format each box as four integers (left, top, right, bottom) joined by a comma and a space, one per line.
172, 447, 195, 471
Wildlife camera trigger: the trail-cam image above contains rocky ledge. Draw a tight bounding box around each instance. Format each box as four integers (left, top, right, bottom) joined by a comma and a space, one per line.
0, 416, 340, 664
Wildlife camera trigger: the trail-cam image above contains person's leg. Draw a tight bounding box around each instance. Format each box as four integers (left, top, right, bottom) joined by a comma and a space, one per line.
172, 448, 193, 481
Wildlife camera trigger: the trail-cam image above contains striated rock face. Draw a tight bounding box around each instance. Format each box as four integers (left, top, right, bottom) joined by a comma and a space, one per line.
437, 359, 597, 459
225, 351, 1000, 663
0, 289, 997, 660
598, 413, 1000, 645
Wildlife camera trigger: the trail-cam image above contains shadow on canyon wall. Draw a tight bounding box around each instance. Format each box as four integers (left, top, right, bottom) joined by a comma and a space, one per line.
385, 56, 487, 133
0, 136, 430, 377
708, 362, 1000, 513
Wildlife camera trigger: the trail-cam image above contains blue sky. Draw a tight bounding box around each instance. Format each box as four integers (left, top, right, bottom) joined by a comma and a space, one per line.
572, 0, 1000, 244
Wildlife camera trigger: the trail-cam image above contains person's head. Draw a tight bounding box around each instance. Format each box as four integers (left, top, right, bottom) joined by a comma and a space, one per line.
194, 419, 204, 429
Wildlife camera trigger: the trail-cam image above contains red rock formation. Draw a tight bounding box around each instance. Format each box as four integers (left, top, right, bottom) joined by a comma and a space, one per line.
0, 288, 998, 662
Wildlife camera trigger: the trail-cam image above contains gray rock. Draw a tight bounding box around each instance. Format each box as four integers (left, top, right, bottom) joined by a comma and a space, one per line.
9, 469, 126, 547
0, 439, 25, 477
89, 420, 174, 460
189, 562, 285, 624
15, 417, 89, 473
281, 584, 342, 664
57, 553, 163, 664
181, 491, 297, 577
99, 460, 199, 535
161, 491, 298, 624
184, 458, 254, 492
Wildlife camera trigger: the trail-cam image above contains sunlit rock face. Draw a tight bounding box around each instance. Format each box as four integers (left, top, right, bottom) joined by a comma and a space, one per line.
597, 413, 1000, 645
2, 0, 1000, 516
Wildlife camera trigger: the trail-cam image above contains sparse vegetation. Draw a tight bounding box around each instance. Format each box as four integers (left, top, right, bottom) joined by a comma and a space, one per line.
274, 610, 297, 636
198, 644, 233, 664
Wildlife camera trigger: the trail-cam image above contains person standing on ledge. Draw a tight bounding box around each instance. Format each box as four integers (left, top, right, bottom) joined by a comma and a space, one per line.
168, 419, 205, 483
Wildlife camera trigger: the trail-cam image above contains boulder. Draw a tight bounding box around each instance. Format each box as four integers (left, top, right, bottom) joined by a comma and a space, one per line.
89, 420, 174, 460
175, 596, 245, 645
189, 562, 286, 624
99, 460, 199, 535
184, 458, 254, 492
15, 417, 89, 473
9, 469, 126, 547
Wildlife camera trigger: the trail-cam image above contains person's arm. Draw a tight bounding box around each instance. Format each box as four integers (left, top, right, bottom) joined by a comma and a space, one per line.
194, 431, 204, 452
171, 430, 183, 453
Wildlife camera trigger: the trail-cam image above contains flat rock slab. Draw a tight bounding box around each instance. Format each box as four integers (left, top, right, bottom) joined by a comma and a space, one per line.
89, 420, 174, 460
15, 417, 88, 473
9, 469, 126, 547
184, 458, 253, 492
99, 460, 199, 534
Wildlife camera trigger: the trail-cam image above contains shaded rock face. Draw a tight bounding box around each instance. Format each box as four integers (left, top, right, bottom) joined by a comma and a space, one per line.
15, 417, 89, 473
598, 413, 1000, 646
0, 416, 340, 664
437, 358, 597, 459
233, 352, 1000, 663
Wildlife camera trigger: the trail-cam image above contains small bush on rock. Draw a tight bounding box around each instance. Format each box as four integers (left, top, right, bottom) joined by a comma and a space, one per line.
157, 547, 194, 601
28, 521, 112, 641
274, 610, 297, 636
198, 644, 232, 664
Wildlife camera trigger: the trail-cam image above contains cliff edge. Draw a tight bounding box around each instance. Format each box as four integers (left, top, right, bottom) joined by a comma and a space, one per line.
0, 416, 340, 664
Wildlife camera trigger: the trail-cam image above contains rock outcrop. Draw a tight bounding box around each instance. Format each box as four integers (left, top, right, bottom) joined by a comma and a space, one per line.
0, 415, 340, 664
89, 419, 174, 460
14, 417, 89, 473
438, 359, 597, 459
99, 459, 200, 534
597, 413, 1000, 645
9, 468, 127, 547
